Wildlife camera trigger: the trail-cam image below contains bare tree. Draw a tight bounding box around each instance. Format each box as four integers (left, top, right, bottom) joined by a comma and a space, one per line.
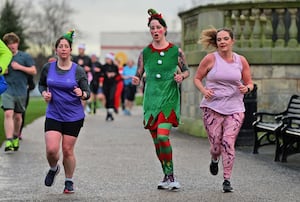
27, 0, 75, 56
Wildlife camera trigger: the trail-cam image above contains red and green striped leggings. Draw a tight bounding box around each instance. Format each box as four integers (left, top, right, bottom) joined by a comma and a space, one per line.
150, 123, 173, 175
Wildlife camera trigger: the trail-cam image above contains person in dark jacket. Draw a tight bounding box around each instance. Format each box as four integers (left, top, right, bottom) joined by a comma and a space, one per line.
89, 53, 104, 114
102, 53, 119, 121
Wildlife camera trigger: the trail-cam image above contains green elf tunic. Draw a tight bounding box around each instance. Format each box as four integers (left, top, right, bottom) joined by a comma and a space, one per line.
143, 43, 180, 130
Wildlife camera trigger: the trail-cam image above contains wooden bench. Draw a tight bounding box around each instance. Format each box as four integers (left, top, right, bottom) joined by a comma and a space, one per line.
252, 94, 300, 161
279, 115, 300, 162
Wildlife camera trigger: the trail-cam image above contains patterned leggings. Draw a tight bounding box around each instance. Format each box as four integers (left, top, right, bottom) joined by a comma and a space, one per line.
150, 123, 173, 175
202, 107, 244, 180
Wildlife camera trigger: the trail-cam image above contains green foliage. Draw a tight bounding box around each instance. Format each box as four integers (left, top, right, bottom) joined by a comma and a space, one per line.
23, 96, 47, 125
0, 0, 28, 50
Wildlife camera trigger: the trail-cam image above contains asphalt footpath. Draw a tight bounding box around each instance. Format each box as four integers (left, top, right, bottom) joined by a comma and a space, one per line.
0, 106, 299, 202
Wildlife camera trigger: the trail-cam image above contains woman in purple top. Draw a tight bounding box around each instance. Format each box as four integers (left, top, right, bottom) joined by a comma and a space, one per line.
38, 30, 90, 194
194, 28, 253, 192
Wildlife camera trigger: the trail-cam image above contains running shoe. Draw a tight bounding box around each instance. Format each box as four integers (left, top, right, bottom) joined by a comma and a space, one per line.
209, 160, 219, 175
223, 180, 233, 193
157, 175, 169, 190
168, 180, 181, 191
123, 109, 131, 116
63, 180, 75, 194
85, 105, 91, 114
106, 113, 114, 121
12, 137, 19, 151
4, 140, 14, 152
168, 174, 181, 191
44, 165, 60, 186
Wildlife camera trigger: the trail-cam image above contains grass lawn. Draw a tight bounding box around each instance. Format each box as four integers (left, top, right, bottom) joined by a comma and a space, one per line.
135, 94, 143, 106
0, 96, 47, 146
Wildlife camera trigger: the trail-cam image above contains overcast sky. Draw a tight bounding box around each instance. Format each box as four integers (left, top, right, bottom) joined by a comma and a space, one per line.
0, 0, 201, 54
1, 0, 275, 55
70, 0, 194, 55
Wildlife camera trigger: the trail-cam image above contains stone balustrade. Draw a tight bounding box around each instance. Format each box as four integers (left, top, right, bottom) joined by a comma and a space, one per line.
180, 2, 300, 64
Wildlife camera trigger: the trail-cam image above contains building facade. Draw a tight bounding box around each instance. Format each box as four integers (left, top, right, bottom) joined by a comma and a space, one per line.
100, 31, 181, 65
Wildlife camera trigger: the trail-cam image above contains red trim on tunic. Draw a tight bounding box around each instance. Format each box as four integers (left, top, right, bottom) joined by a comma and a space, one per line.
144, 110, 178, 130
148, 43, 174, 53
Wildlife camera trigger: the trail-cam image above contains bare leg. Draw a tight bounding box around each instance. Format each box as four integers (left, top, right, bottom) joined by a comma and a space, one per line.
4, 110, 15, 139
45, 131, 62, 167
13, 113, 23, 136
62, 135, 77, 178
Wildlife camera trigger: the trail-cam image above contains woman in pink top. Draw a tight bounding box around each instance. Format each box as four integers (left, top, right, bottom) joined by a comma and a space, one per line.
194, 28, 253, 192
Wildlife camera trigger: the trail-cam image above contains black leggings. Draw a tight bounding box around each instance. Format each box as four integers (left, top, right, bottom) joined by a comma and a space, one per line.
103, 83, 116, 109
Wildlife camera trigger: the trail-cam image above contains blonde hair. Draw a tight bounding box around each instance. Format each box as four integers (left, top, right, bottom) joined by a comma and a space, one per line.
198, 27, 235, 51
198, 27, 218, 51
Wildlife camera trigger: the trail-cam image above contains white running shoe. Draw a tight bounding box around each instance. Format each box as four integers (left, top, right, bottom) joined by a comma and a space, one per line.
168, 180, 181, 191
85, 105, 91, 114
157, 176, 169, 189
157, 180, 170, 189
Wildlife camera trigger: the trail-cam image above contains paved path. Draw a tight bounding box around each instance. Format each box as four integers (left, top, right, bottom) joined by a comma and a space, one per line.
0, 106, 299, 202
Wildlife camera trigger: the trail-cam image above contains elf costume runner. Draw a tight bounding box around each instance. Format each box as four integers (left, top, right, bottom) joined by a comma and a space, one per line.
133, 8, 189, 191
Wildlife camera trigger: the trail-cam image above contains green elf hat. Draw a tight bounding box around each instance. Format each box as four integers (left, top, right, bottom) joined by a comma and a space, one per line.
63, 29, 75, 43
147, 8, 167, 27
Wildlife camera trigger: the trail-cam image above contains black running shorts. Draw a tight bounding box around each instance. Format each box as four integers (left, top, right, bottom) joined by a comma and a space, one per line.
44, 118, 84, 137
